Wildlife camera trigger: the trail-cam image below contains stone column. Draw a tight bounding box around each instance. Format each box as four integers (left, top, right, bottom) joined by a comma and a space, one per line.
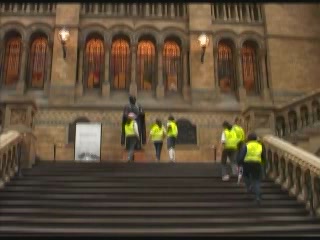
44, 41, 53, 96
0, 39, 4, 82
102, 40, 110, 98
75, 45, 84, 97
129, 44, 137, 97
236, 47, 246, 102
294, 106, 302, 130
283, 112, 290, 135
49, 3, 81, 105
213, 46, 220, 98
182, 49, 191, 101
16, 42, 28, 95
156, 43, 164, 99
258, 47, 270, 100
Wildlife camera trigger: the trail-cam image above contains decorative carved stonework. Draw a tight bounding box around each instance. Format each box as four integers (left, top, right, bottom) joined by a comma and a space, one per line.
255, 114, 271, 129
10, 109, 27, 125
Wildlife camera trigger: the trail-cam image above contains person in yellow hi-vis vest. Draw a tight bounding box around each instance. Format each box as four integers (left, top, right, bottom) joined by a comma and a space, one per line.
124, 112, 140, 163
166, 115, 178, 163
237, 133, 266, 205
148, 119, 167, 162
220, 121, 239, 181
232, 116, 246, 151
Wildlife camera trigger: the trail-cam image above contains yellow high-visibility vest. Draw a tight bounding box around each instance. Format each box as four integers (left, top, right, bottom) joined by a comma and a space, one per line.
167, 120, 178, 138
233, 124, 245, 142
150, 124, 165, 142
125, 121, 135, 137
244, 140, 263, 163
224, 129, 238, 150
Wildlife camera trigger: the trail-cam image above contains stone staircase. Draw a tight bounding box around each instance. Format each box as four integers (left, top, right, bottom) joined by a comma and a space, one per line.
0, 161, 320, 236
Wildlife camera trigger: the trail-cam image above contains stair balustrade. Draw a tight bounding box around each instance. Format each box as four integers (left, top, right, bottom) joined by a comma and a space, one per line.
261, 134, 320, 216
0, 131, 23, 188
211, 3, 263, 23
0, 3, 57, 15
80, 3, 188, 20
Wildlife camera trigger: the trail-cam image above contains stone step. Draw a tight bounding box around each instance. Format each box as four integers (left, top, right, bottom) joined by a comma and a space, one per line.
0, 215, 317, 227
1, 224, 320, 236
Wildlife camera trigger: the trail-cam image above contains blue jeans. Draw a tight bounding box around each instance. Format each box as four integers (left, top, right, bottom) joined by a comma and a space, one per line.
153, 141, 163, 161
126, 136, 138, 162
243, 162, 262, 200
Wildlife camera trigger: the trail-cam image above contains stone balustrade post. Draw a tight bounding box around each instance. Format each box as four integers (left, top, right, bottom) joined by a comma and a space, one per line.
236, 48, 246, 102
156, 43, 164, 99
102, 40, 110, 98
129, 44, 137, 97
16, 42, 28, 95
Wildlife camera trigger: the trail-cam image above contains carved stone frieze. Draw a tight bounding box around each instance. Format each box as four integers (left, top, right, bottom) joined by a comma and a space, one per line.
10, 109, 27, 125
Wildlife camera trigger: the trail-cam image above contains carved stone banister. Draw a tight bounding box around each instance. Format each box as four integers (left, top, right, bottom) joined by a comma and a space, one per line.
259, 132, 320, 215
0, 130, 23, 188
263, 134, 320, 173
276, 89, 320, 110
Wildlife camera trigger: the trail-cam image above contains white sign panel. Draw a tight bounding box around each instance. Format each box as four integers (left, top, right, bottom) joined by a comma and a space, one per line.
75, 123, 102, 162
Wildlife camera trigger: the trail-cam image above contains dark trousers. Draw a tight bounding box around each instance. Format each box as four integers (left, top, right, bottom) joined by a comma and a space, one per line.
126, 136, 138, 162
153, 141, 163, 161
221, 148, 237, 176
243, 162, 262, 200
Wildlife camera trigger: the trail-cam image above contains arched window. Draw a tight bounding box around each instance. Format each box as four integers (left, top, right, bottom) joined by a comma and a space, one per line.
28, 35, 48, 89
111, 38, 130, 90
2, 33, 22, 86
218, 40, 236, 92
84, 36, 104, 89
163, 40, 181, 92
241, 41, 259, 94
137, 40, 156, 91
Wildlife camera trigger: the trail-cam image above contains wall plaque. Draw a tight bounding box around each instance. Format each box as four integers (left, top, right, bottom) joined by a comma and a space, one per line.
176, 118, 197, 145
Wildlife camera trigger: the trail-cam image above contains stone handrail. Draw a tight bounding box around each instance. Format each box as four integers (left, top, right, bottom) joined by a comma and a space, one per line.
0, 131, 23, 188
262, 133, 320, 216
242, 89, 320, 138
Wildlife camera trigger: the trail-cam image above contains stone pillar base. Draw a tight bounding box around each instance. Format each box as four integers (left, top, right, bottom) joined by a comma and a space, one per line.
182, 86, 191, 101
49, 86, 75, 105
238, 87, 247, 102
213, 88, 221, 100
129, 82, 137, 97
156, 84, 165, 99
16, 81, 25, 95
262, 88, 271, 101
102, 82, 110, 98
75, 82, 83, 97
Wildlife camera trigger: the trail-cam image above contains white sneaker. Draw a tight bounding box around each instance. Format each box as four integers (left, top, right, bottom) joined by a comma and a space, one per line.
222, 175, 230, 181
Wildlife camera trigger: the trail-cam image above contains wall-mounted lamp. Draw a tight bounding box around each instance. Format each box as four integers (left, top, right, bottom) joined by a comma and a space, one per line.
58, 27, 70, 59
198, 33, 210, 63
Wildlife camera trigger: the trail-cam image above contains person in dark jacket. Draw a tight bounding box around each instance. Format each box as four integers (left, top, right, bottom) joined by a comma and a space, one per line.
237, 132, 266, 204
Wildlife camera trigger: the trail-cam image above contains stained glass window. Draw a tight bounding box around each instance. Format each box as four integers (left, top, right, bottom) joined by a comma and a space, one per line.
3, 35, 22, 86
163, 40, 181, 92
85, 37, 104, 89
242, 41, 259, 94
28, 36, 48, 89
137, 40, 155, 91
111, 39, 130, 90
218, 40, 236, 92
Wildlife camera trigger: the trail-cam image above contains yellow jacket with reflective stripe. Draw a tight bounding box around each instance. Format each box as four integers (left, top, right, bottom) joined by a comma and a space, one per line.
244, 140, 263, 163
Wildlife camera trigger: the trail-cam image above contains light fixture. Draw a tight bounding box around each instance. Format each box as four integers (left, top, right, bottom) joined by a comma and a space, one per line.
198, 33, 210, 63
58, 27, 70, 59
